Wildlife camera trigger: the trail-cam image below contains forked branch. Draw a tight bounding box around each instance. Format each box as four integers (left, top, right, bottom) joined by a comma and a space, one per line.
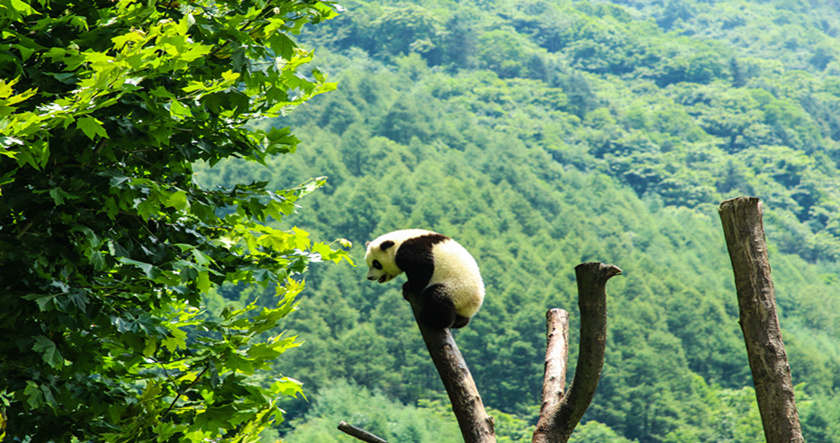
532, 262, 621, 443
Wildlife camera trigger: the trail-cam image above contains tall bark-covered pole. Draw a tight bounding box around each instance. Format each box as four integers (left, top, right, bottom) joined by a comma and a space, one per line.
407, 297, 496, 443
718, 197, 803, 443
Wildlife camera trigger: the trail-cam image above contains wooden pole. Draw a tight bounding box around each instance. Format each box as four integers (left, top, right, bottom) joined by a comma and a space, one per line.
407, 299, 496, 442
718, 197, 803, 443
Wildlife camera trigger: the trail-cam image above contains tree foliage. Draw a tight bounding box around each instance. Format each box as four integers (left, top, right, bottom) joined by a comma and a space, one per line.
0, 0, 348, 440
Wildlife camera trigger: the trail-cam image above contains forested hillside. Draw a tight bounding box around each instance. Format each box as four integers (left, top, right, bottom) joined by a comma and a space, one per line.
196, 0, 840, 441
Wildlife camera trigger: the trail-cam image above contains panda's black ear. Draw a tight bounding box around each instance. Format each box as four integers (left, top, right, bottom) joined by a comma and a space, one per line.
380, 240, 395, 251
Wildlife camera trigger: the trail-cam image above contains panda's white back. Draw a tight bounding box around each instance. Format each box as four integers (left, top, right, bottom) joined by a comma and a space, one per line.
429, 240, 485, 318
371, 228, 435, 246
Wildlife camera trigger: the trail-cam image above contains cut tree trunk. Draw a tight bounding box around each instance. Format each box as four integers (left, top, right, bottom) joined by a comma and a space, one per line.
719, 197, 803, 443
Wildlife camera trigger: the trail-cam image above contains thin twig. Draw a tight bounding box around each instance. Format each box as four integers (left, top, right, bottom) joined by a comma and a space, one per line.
15, 221, 33, 239
163, 364, 209, 417
337, 421, 388, 443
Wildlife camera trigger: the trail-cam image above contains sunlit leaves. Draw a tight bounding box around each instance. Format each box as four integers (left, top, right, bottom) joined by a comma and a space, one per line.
75, 116, 108, 140
0, 78, 36, 108
1, 0, 346, 440
161, 327, 188, 353
271, 377, 304, 398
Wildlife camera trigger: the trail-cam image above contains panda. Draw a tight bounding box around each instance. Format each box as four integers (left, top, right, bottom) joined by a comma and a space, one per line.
365, 229, 484, 329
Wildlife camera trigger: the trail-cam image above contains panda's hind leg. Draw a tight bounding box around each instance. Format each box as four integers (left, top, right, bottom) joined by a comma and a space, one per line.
452, 315, 470, 329
416, 284, 457, 329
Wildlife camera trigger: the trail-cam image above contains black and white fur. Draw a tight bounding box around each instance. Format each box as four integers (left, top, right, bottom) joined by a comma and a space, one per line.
365, 229, 484, 329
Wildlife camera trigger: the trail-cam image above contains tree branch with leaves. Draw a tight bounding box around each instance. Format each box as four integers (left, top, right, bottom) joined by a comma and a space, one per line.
0, 0, 348, 440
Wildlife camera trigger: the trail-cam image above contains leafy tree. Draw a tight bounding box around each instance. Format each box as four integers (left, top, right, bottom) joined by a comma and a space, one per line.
568, 421, 635, 443
0, 0, 348, 440
370, 3, 442, 61
476, 27, 542, 79
439, 15, 478, 69
378, 92, 432, 143
560, 72, 599, 119
657, 0, 693, 30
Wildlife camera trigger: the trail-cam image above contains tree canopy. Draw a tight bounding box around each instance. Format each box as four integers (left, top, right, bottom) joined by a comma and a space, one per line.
0, 0, 348, 440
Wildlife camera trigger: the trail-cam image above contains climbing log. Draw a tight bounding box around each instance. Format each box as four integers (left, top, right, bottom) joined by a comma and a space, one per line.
718, 197, 803, 443
400, 262, 620, 443
407, 296, 496, 443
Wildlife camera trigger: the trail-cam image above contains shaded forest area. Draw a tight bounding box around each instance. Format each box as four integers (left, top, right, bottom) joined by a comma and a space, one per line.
194, 0, 840, 441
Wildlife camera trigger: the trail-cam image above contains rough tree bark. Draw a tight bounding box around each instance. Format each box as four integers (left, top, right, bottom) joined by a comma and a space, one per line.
534, 309, 569, 439
532, 262, 621, 443
407, 296, 497, 443
718, 197, 804, 443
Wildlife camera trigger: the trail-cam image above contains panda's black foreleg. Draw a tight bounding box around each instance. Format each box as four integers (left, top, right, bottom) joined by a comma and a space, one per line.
402, 281, 423, 301
414, 283, 456, 329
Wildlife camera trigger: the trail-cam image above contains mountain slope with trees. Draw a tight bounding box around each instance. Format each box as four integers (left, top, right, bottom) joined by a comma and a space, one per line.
196, 0, 840, 441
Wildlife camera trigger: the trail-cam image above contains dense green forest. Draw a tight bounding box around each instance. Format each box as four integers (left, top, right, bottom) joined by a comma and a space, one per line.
194, 0, 840, 441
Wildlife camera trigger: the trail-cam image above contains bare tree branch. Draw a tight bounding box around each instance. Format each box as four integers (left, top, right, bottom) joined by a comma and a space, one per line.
406, 294, 496, 443
337, 421, 388, 443
533, 262, 621, 443
534, 309, 570, 436
719, 197, 804, 443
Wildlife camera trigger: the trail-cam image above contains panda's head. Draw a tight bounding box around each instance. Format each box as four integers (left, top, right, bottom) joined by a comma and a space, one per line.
365, 229, 438, 283
365, 237, 401, 283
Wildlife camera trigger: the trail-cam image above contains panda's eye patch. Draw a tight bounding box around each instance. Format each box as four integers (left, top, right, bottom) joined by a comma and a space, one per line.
372, 260, 382, 270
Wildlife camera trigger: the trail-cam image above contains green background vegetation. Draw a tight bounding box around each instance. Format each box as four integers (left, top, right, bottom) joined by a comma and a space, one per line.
197, 0, 840, 441
3, 0, 839, 441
